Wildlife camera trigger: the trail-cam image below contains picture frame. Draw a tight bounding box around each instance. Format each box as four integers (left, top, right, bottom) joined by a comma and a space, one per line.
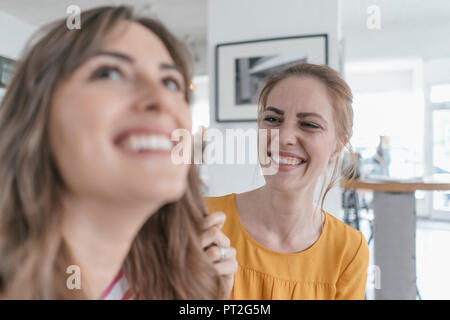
215, 34, 328, 122
0, 56, 16, 88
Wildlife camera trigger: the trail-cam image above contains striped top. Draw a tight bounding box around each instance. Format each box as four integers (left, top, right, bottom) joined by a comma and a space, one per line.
100, 270, 132, 300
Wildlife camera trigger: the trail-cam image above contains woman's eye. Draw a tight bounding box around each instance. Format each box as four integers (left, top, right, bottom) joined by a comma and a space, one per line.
163, 77, 182, 91
264, 117, 280, 123
90, 66, 123, 81
301, 122, 320, 129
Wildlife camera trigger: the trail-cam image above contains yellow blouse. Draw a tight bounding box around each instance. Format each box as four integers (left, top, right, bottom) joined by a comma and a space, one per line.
205, 193, 369, 300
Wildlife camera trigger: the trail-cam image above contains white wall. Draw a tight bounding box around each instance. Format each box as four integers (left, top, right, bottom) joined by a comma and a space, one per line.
0, 11, 36, 59
343, 22, 450, 63
0, 11, 36, 98
204, 0, 343, 218
424, 57, 450, 85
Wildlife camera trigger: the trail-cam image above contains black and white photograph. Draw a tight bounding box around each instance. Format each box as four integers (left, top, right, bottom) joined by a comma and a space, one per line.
235, 54, 307, 105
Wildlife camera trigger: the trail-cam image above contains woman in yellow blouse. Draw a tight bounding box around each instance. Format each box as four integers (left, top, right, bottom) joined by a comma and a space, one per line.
206, 63, 369, 300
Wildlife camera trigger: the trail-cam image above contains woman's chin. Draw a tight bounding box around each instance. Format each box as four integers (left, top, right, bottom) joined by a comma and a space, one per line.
264, 175, 310, 193
160, 182, 187, 203
116, 166, 190, 204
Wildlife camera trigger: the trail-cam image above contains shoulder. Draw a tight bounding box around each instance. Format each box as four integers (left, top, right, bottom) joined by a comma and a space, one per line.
324, 212, 365, 245
323, 212, 369, 264
204, 194, 236, 215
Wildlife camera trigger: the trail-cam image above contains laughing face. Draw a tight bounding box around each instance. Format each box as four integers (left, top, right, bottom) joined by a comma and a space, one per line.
49, 21, 192, 206
259, 76, 339, 192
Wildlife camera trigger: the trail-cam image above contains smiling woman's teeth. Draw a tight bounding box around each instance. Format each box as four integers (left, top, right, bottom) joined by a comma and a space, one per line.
271, 153, 304, 165
122, 134, 173, 152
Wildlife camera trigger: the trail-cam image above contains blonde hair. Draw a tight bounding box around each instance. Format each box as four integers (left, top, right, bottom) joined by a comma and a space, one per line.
258, 62, 356, 211
0, 6, 223, 299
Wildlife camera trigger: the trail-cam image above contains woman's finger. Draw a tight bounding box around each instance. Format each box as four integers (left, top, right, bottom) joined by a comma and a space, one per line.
201, 225, 219, 248
202, 211, 226, 230
201, 228, 230, 249
205, 244, 235, 263
213, 251, 238, 276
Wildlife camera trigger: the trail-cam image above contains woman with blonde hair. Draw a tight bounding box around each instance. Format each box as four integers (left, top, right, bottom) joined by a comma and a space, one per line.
0, 6, 236, 299
206, 62, 369, 300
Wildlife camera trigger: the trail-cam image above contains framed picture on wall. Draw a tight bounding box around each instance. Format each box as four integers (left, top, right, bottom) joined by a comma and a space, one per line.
0, 56, 16, 88
215, 34, 328, 122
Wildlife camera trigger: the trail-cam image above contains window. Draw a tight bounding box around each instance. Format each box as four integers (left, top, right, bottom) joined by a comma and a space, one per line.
345, 60, 425, 180
430, 88, 450, 212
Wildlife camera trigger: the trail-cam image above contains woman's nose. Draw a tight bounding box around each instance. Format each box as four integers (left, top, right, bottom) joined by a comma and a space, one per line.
133, 78, 173, 114
279, 122, 298, 146
131, 77, 191, 132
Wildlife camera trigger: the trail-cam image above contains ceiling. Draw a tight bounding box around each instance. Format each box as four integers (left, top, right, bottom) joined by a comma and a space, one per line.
1, 0, 450, 41
1, 0, 449, 69
0, 0, 207, 44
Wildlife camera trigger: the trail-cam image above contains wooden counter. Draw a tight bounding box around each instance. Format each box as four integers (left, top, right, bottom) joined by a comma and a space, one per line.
341, 177, 450, 193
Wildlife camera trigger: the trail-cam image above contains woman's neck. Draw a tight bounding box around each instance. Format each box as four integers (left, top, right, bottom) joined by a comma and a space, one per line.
262, 184, 320, 230
238, 184, 324, 253
60, 194, 160, 299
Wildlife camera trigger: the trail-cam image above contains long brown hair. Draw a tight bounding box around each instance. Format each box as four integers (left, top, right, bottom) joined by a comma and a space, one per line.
257, 62, 356, 212
0, 6, 223, 299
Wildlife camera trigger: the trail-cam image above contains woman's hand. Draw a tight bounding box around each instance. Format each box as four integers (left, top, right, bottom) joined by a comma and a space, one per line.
201, 211, 238, 299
